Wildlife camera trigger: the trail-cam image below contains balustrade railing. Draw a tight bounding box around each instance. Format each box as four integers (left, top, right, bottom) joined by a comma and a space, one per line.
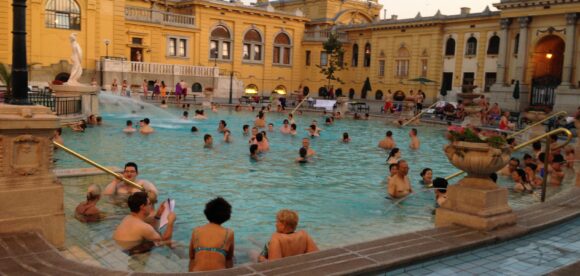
303, 30, 349, 42
101, 59, 219, 78
27, 92, 82, 116
125, 6, 195, 27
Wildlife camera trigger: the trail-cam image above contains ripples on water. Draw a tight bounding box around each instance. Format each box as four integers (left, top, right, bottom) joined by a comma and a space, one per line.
57, 102, 572, 271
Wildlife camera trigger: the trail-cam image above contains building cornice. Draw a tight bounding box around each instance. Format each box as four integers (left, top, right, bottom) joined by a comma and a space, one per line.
180, 0, 310, 23
493, 0, 580, 10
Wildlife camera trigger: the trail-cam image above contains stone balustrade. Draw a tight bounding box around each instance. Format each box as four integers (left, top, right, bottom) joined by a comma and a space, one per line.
124, 6, 195, 28
303, 30, 349, 42
99, 59, 219, 78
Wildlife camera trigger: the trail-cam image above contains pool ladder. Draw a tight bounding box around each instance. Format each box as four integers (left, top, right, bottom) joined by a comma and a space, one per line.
53, 141, 144, 191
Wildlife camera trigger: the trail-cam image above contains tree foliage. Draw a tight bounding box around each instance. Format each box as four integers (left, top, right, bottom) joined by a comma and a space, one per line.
316, 32, 347, 86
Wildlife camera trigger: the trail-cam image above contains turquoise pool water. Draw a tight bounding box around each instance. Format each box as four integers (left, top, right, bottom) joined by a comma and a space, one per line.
56, 96, 565, 272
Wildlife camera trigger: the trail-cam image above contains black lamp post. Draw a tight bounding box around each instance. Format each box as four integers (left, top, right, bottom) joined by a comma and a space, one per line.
10, 0, 31, 105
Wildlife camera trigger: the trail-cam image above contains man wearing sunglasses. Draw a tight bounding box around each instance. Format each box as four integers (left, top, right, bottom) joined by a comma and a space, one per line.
104, 162, 158, 197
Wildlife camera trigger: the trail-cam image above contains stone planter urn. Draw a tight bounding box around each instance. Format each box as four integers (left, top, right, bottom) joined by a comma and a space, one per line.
336, 96, 349, 114
203, 89, 214, 107
435, 141, 517, 230
523, 111, 548, 138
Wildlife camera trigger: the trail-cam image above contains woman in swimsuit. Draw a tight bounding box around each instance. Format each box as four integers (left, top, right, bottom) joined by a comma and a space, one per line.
160, 81, 167, 100
189, 197, 235, 272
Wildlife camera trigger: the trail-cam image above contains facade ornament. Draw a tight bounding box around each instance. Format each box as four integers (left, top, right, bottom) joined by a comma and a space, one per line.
566, 13, 578, 25
536, 26, 566, 36
500, 18, 511, 30
518, 16, 531, 28
10, 135, 43, 176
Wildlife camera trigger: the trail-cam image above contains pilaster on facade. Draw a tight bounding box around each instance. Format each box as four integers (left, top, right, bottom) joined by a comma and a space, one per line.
515, 16, 531, 84
495, 18, 511, 86
559, 13, 578, 88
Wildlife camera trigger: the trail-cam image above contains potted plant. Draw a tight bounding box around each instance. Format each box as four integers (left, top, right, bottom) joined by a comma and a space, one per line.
445, 126, 511, 182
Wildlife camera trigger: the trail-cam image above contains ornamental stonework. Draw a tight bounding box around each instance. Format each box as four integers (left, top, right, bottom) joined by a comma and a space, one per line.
10, 135, 43, 176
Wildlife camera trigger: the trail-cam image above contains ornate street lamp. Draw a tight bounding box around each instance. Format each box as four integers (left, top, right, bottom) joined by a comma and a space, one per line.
10, 0, 31, 105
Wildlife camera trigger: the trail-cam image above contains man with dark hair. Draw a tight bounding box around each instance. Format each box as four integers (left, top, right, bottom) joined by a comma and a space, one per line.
499, 157, 520, 176
140, 117, 155, 134
104, 162, 158, 196
113, 192, 176, 253
242, 124, 250, 136
378, 131, 396, 149
204, 134, 213, 148
532, 141, 542, 159
549, 154, 566, 186
432, 177, 448, 208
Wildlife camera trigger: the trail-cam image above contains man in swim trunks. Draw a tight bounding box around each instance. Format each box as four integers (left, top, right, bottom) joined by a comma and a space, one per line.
409, 128, 420, 150
302, 138, 316, 156
75, 184, 104, 223
378, 131, 396, 149
140, 118, 155, 134
113, 192, 176, 254
103, 162, 158, 197
388, 160, 413, 198
204, 134, 213, 149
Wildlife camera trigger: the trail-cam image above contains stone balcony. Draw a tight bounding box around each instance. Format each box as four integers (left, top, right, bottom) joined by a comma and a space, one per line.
97, 59, 219, 78
303, 30, 349, 43
124, 6, 195, 28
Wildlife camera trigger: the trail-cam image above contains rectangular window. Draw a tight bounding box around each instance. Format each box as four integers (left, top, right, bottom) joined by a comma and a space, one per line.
283, 47, 290, 64
396, 60, 409, 77
168, 38, 177, 56
253, 45, 261, 61
320, 51, 328, 66
484, 72, 497, 92
132, 37, 143, 45
243, 44, 251, 60
462, 72, 475, 92
210, 40, 218, 58
222, 42, 230, 60
273, 47, 280, 64
306, 51, 311, 66
421, 59, 428, 77
178, 39, 186, 57
378, 60, 385, 77
338, 52, 344, 67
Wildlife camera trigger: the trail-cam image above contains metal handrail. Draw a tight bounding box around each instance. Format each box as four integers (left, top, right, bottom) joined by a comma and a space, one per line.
445, 127, 573, 181
53, 141, 144, 191
291, 95, 309, 115
507, 111, 567, 139
402, 101, 439, 126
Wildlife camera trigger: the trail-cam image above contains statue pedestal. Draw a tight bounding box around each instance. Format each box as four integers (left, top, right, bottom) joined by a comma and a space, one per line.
0, 104, 64, 248
50, 84, 99, 117
203, 91, 214, 107
400, 100, 415, 119
435, 178, 517, 231
336, 97, 349, 115
462, 106, 483, 127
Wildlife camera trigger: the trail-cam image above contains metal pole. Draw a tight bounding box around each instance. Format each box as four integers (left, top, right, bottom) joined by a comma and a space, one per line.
228, 71, 233, 104
10, 0, 31, 105
540, 137, 550, 202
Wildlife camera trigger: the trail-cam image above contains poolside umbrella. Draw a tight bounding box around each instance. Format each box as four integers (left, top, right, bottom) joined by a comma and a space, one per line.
408, 77, 436, 85
513, 80, 520, 110
361, 77, 371, 99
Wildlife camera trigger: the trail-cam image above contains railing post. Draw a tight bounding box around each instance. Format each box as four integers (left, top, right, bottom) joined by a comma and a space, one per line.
540, 137, 550, 202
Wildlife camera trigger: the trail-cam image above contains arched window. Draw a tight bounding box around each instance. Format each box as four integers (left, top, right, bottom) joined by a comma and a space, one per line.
210, 25, 232, 61
396, 46, 410, 78
273, 85, 287, 95
45, 0, 81, 30
243, 29, 263, 62
487, 35, 500, 55
335, 88, 343, 97
244, 84, 259, 94
352, 44, 359, 67
273, 32, 292, 65
318, 87, 328, 97
375, 90, 384, 100
348, 88, 355, 99
192, 83, 203, 93
514, 33, 520, 55
363, 43, 371, 67
465, 37, 477, 56
303, 86, 310, 96
445, 38, 456, 56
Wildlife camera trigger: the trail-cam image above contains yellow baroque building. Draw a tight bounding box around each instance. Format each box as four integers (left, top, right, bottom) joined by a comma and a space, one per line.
0, 0, 578, 111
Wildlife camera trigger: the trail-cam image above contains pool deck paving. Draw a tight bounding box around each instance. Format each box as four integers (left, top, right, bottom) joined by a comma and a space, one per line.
2, 186, 580, 275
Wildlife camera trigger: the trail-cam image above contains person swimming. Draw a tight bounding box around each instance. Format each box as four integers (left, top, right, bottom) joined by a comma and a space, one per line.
296, 147, 308, 163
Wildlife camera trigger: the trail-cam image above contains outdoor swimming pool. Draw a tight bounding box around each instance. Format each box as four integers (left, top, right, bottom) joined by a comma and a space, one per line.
56, 95, 570, 272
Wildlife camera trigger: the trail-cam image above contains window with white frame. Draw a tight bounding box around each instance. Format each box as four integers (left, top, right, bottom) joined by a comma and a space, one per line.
45, 0, 81, 30
210, 25, 232, 61
466, 37, 478, 56
396, 60, 409, 78
320, 51, 328, 66
168, 37, 188, 57
243, 29, 263, 62
378, 60, 385, 77
421, 59, 428, 77
273, 32, 292, 65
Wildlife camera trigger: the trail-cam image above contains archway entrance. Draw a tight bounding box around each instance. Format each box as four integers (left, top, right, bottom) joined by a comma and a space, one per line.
530, 35, 565, 109
532, 35, 565, 82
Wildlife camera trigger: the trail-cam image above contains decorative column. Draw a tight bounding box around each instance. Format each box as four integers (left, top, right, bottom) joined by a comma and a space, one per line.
559, 13, 578, 89
495, 18, 511, 86
515, 17, 531, 83
0, 1, 64, 248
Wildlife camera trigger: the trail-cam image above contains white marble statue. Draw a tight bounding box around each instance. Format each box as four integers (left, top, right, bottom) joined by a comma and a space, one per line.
66, 33, 83, 86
